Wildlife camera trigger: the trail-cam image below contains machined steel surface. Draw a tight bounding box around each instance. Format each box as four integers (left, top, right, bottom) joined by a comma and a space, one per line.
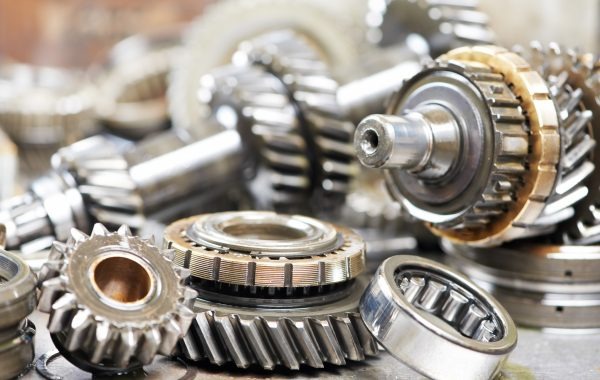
444, 240, 600, 329
165, 211, 365, 288
361, 255, 517, 380
37, 224, 197, 373
0, 249, 37, 331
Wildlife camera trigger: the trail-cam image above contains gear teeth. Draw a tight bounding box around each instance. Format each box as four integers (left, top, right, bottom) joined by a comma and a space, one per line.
69, 228, 89, 245
65, 309, 94, 351
48, 293, 78, 333
117, 224, 133, 237
138, 327, 161, 365
91, 223, 110, 237
38, 276, 68, 312
90, 321, 113, 364
179, 310, 376, 370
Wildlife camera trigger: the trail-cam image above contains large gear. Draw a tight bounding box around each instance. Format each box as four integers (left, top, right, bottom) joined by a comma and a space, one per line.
168, 0, 364, 132
355, 45, 561, 246
177, 275, 377, 370
197, 63, 312, 210
237, 31, 358, 210
366, 0, 495, 56
37, 224, 197, 373
164, 211, 365, 288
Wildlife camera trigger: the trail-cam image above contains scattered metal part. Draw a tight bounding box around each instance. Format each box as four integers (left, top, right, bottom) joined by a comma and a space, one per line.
37, 224, 197, 373
361, 255, 517, 380
0, 319, 36, 380
444, 240, 600, 329
35, 349, 63, 380
355, 45, 563, 246
95, 27, 183, 138
366, 0, 495, 56
0, 249, 37, 330
165, 211, 365, 288
179, 275, 377, 370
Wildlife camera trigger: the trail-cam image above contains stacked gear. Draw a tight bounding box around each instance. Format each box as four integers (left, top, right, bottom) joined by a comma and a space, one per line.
0, 249, 37, 378
164, 211, 378, 370
37, 224, 197, 374
354, 45, 599, 247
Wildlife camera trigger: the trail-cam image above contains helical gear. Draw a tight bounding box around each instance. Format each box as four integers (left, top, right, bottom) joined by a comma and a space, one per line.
366, 0, 495, 55
169, 0, 363, 132
37, 224, 197, 373
237, 31, 358, 211
197, 64, 312, 210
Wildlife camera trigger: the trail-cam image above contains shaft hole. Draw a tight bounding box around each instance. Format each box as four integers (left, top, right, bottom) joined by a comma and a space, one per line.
361, 129, 379, 155
93, 256, 152, 303
555, 306, 564, 313
564, 270, 573, 277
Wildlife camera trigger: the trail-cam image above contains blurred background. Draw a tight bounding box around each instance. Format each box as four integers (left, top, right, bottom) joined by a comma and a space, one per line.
0, 0, 596, 69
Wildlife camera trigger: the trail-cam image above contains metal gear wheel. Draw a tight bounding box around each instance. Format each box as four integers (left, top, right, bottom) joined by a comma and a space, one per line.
355, 45, 561, 246
168, 0, 363, 132
237, 30, 358, 211
197, 63, 312, 210
37, 224, 197, 373
177, 275, 378, 370
0, 249, 37, 331
164, 211, 366, 288
366, 0, 495, 56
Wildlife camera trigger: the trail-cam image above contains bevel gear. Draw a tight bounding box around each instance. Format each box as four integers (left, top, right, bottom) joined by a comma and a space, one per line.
164, 211, 365, 288
236, 30, 358, 210
177, 276, 377, 370
37, 224, 197, 373
355, 45, 562, 246
169, 0, 363, 132
366, 0, 495, 56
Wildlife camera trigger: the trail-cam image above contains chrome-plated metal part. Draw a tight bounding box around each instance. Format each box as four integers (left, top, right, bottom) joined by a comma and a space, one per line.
165, 211, 365, 288
444, 240, 600, 329
0, 319, 36, 379
0, 249, 37, 330
95, 28, 182, 138
178, 275, 377, 370
356, 46, 563, 246
37, 224, 197, 373
360, 255, 517, 380
169, 0, 363, 132
366, 0, 495, 56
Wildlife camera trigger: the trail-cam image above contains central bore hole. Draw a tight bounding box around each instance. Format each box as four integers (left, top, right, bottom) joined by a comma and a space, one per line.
223, 223, 307, 240
93, 256, 151, 303
361, 129, 379, 155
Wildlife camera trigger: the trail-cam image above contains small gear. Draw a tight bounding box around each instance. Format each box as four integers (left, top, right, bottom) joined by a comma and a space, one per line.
177, 276, 378, 370
366, 0, 495, 56
164, 211, 365, 288
169, 0, 363, 132
237, 31, 358, 211
37, 224, 197, 373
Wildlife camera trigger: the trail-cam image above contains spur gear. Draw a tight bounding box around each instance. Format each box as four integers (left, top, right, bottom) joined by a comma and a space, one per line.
164, 211, 365, 288
366, 0, 495, 56
355, 46, 565, 246
37, 224, 197, 373
177, 276, 377, 370
169, 0, 363, 132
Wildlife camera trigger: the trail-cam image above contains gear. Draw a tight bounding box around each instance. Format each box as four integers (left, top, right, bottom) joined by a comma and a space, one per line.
197, 64, 312, 210
177, 275, 377, 370
237, 30, 358, 210
37, 224, 197, 373
366, 0, 495, 56
355, 45, 561, 246
164, 211, 365, 288
169, 0, 363, 132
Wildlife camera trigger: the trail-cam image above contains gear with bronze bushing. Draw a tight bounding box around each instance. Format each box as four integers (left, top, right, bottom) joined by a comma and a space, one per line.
37, 224, 197, 374
355, 45, 561, 246
164, 211, 365, 288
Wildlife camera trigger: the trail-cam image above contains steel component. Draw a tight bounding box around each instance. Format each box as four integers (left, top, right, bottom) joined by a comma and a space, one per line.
164, 211, 365, 288
37, 224, 197, 373
169, 0, 363, 132
356, 45, 561, 246
366, 0, 495, 56
178, 275, 377, 370
444, 240, 600, 329
0, 249, 37, 330
0, 319, 35, 379
360, 255, 517, 380
95, 28, 182, 138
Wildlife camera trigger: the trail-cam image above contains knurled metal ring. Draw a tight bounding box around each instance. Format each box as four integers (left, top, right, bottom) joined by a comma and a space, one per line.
165, 211, 365, 287
360, 255, 517, 380
437, 46, 560, 246
0, 249, 37, 331
0, 319, 36, 379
